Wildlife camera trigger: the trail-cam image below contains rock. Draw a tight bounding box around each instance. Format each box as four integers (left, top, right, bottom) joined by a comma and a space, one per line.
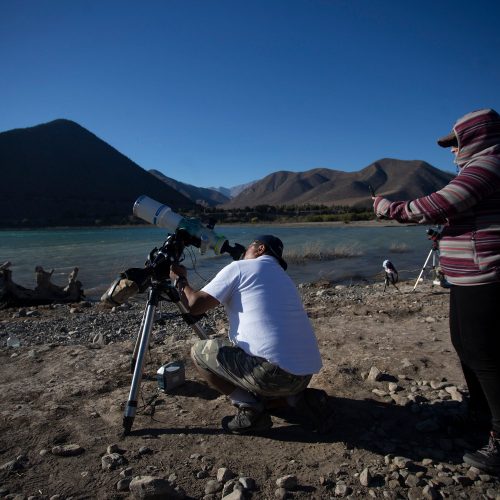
372, 388, 389, 397
222, 490, 245, 500
221, 479, 240, 497
107, 443, 123, 454
276, 474, 297, 490
405, 474, 423, 487
444, 386, 464, 402
388, 382, 400, 392
430, 380, 448, 390
138, 446, 153, 455
205, 480, 223, 495
391, 394, 409, 406
1, 457, 26, 471
453, 475, 473, 486
120, 467, 134, 477
407, 487, 424, 500
392, 456, 411, 469
334, 482, 350, 497
239, 477, 256, 490
367, 366, 383, 382
217, 467, 236, 482
275, 487, 288, 499
359, 467, 371, 486
51, 444, 84, 456
101, 453, 127, 471
129, 476, 181, 499
422, 485, 439, 499
117, 478, 132, 492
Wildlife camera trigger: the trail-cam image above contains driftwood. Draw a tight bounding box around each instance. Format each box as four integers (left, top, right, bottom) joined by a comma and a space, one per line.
0, 262, 85, 308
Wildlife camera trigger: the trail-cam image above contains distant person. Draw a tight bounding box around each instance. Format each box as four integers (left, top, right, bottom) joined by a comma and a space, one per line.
170, 235, 324, 434
372, 108, 500, 474
382, 259, 399, 291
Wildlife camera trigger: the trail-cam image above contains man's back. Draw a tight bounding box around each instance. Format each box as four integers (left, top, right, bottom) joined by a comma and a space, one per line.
202, 255, 322, 375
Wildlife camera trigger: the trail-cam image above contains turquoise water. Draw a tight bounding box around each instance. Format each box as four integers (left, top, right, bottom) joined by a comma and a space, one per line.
0, 224, 436, 298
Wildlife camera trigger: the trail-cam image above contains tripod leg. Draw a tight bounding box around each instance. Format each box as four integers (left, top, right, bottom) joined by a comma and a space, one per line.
123, 296, 158, 435
130, 305, 150, 373
174, 300, 209, 340
412, 249, 434, 292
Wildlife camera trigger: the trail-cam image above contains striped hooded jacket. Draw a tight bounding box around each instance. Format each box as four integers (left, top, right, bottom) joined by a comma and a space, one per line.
374, 108, 500, 285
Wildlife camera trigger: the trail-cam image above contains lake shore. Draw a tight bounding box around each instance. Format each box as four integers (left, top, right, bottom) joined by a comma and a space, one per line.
1, 280, 498, 498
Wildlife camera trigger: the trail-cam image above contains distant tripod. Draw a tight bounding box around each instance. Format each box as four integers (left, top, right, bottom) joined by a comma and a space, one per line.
412, 240, 440, 292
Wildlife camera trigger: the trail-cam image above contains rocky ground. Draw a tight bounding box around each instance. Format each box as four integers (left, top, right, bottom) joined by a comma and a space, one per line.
0, 279, 499, 500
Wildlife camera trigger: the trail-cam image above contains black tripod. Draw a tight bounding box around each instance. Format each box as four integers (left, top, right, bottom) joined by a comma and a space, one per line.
121, 229, 244, 435
123, 277, 211, 435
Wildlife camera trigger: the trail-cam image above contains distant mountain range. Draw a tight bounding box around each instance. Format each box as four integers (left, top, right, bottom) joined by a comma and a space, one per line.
209, 181, 257, 199
0, 119, 455, 227
149, 169, 230, 207
223, 160, 454, 209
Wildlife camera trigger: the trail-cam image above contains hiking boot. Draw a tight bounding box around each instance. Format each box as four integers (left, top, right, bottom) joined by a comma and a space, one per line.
224, 406, 273, 434
294, 388, 334, 434
463, 431, 500, 475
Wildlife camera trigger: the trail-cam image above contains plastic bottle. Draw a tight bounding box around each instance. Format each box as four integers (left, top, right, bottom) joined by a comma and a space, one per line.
7, 334, 20, 348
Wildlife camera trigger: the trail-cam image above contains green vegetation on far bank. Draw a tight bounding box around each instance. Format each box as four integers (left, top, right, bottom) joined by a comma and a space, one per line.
2, 204, 375, 228
197, 204, 375, 224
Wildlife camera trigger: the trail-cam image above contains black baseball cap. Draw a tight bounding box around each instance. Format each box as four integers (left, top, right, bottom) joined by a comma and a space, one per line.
254, 234, 287, 270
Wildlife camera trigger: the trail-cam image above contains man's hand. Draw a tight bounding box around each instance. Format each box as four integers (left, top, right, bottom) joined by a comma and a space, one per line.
169, 264, 219, 315
170, 264, 187, 282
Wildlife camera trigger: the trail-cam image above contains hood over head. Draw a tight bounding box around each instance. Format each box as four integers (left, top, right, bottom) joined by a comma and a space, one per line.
450, 108, 500, 167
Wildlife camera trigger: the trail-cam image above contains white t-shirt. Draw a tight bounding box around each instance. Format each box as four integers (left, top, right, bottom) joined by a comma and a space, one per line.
202, 255, 322, 375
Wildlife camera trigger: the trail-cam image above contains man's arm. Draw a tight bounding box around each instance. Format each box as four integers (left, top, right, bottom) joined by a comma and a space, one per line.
170, 266, 220, 315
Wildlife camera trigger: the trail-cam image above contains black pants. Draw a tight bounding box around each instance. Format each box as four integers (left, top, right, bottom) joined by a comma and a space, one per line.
449, 283, 500, 432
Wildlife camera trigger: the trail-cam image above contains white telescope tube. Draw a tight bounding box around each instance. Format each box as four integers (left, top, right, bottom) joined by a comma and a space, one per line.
133, 195, 227, 255
133, 196, 183, 232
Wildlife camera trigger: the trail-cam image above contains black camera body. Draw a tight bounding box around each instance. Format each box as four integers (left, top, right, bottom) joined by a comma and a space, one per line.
426, 226, 442, 241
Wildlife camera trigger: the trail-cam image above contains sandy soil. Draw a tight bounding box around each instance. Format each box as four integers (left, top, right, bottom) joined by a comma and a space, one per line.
1, 280, 499, 499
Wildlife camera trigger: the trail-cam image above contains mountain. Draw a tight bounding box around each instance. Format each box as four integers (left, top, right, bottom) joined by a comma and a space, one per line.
149, 169, 229, 207
209, 180, 257, 199
0, 119, 196, 227
222, 159, 454, 209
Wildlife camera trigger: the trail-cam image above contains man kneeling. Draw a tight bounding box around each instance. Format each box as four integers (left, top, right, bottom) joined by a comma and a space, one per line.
170, 235, 323, 434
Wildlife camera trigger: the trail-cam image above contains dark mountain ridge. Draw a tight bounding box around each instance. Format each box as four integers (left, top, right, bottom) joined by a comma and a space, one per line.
0, 119, 195, 227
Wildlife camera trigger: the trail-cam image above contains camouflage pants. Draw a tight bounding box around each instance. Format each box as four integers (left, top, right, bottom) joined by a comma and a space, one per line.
191, 338, 311, 398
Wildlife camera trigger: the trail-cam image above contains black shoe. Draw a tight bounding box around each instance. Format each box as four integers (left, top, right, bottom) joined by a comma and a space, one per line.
463, 431, 500, 475
223, 406, 273, 434
294, 388, 334, 434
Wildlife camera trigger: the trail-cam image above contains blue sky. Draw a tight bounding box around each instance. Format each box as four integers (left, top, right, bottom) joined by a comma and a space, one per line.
1, 0, 500, 188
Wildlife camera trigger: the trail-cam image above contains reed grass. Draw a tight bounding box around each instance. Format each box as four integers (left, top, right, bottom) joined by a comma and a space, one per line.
389, 242, 411, 253
285, 242, 363, 264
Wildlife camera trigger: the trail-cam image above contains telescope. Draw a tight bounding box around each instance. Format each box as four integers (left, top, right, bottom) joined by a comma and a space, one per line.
102, 196, 245, 306
133, 195, 243, 259
101, 196, 245, 435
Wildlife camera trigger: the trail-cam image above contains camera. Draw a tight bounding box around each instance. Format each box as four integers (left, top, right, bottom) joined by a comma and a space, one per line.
426, 226, 442, 241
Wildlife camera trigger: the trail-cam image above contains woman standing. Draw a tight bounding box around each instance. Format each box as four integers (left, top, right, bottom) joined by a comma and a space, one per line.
373, 108, 500, 474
